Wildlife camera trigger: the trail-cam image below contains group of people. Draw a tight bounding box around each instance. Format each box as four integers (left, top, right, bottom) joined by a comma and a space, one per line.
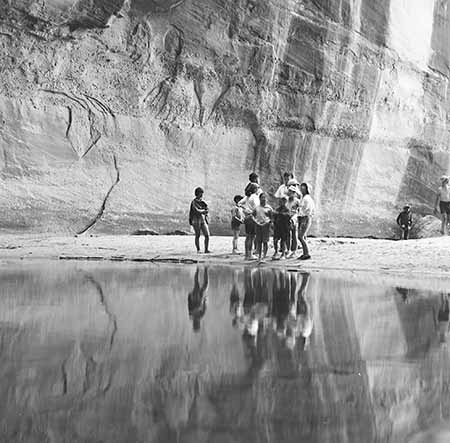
189, 172, 450, 251
189, 172, 315, 262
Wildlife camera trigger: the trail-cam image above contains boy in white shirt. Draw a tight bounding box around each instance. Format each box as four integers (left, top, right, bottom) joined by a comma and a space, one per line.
298, 183, 315, 260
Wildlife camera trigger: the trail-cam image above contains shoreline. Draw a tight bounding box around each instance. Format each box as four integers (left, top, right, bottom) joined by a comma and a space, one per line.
0, 234, 449, 290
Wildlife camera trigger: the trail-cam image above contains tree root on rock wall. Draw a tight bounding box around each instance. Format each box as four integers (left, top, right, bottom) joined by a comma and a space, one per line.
77, 154, 120, 235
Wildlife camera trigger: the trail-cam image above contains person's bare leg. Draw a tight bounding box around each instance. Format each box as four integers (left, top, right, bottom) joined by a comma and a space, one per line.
232, 231, 239, 253
203, 223, 210, 253
441, 213, 447, 235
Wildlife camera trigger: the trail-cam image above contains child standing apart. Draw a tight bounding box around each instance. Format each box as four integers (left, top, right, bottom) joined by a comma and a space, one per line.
273, 197, 291, 260
396, 204, 412, 240
252, 193, 273, 262
239, 183, 260, 260
189, 187, 211, 253
231, 195, 244, 254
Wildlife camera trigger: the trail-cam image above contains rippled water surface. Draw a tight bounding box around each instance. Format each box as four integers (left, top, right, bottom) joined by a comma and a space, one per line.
0, 262, 449, 443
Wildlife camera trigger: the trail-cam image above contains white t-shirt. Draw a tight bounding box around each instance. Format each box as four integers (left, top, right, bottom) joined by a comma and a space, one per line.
239, 194, 260, 216
274, 184, 289, 199
439, 185, 450, 202
298, 194, 315, 217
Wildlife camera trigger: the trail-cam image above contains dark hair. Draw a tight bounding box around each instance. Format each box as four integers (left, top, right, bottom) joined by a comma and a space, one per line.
245, 183, 258, 197
300, 183, 309, 194
283, 172, 294, 179
249, 172, 259, 182
194, 187, 204, 197
259, 193, 267, 200
234, 194, 243, 204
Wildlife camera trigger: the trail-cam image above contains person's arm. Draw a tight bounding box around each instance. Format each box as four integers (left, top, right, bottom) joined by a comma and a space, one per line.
274, 185, 283, 199
192, 200, 207, 215
396, 213, 401, 226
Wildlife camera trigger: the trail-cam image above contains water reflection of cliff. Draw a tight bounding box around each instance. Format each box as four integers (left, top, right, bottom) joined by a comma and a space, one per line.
0, 263, 448, 442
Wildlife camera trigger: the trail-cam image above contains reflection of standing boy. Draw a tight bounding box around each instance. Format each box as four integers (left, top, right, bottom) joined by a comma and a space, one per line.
188, 268, 209, 332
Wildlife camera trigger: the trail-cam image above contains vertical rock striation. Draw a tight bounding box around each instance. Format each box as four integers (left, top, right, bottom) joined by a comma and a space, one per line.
0, 0, 449, 235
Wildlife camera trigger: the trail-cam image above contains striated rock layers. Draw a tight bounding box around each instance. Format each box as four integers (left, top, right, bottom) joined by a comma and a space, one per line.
0, 0, 449, 236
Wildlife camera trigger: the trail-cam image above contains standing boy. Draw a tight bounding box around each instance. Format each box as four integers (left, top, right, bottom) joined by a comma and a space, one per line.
189, 187, 211, 253
396, 204, 412, 240
298, 183, 315, 260
273, 196, 291, 260
287, 185, 302, 258
239, 183, 260, 260
231, 195, 244, 254
252, 193, 273, 262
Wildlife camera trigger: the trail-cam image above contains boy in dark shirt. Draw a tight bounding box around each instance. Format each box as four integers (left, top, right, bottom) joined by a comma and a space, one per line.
189, 187, 211, 253
396, 204, 412, 240
273, 197, 291, 259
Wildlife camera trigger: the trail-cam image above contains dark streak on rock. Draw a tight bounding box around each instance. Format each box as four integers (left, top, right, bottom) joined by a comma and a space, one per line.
84, 94, 115, 118
193, 78, 204, 126
77, 154, 120, 235
207, 80, 232, 121
66, 106, 72, 138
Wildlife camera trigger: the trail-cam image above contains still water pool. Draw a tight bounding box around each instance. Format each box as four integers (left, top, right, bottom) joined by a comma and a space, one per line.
0, 262, 449, 442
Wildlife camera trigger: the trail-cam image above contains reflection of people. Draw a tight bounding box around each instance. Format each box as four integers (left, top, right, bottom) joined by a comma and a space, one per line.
188, 268, 209, 332
272, 270, 291, 339
437, 293, 450, 344
296, 273, 313, 350
230, 271, 243, 329
396, 286, 410, 304
435, 176, 450, 235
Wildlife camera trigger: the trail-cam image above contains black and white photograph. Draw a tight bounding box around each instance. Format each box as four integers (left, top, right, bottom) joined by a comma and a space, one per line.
0, 0, 450, 441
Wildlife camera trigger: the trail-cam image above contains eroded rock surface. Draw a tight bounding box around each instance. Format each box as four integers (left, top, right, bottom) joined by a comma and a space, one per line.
0, 0, 449, 235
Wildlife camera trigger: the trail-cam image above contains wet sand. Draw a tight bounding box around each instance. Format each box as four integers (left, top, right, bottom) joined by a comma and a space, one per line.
0, 234, 449, 290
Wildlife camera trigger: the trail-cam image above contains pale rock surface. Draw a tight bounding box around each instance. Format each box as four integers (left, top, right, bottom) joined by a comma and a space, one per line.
0, 0, 449, 236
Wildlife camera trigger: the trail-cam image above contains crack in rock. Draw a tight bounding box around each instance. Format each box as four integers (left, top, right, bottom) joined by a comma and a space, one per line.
77, 154, 120, 235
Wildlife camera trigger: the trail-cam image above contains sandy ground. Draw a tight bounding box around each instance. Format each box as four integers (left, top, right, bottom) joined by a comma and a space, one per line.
0, 233, 449, 290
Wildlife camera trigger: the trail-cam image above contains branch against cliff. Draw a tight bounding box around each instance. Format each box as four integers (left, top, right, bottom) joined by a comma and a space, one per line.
77, 154, 120, 235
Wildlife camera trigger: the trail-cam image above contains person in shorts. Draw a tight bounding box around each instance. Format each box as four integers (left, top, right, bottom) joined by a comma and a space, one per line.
189, 187, 210, 253
252, 193, 273, 262
231, 195, 244, 254
239, 183, 260, 260
273, 197, 291, 259
435, 175, 450, 235
286, 185, 301, 258
298, 183, 315, 260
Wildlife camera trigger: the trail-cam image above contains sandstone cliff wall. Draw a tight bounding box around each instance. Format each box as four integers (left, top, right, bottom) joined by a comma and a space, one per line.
0, 0, 449, 236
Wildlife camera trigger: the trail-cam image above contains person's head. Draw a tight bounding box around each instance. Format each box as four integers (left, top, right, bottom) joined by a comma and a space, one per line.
234, 194, 243, 205
249, 172, 259, 184
194, 187, 204, 198
259, 193, 267, 206
288, 185, 298, 197
280, 196, 288, 207
245, 182, 258, 197
441, 175, 449, 186
403, 204, 411, 212
287, 178, 299, 187
283, 172, 293, 185
300, 183, 310, 196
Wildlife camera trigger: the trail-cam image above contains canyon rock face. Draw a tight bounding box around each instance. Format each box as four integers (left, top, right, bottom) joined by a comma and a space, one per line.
0, 0, 449, 235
